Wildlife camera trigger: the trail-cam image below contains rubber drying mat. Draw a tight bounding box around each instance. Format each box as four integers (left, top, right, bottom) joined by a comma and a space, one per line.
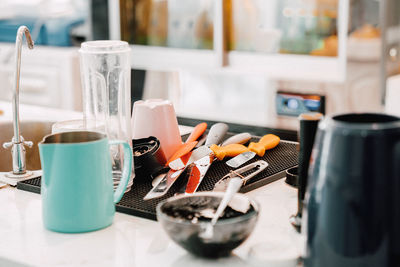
17, 137, 298, 221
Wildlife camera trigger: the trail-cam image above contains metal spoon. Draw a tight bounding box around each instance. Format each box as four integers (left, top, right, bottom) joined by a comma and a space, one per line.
199, 177, 243, 240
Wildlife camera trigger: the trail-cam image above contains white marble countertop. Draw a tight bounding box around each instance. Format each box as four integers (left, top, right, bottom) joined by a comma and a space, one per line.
0, 102, 303, 267
0, 181, 301, 267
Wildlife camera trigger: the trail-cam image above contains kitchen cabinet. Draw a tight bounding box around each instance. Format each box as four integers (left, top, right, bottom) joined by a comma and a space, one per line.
107, 0, 392, 131
110, 0, 349, 83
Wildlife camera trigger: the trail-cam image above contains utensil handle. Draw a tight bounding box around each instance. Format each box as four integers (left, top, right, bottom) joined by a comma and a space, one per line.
166, 123, 207, 165
248, 134, 280, 157
109, 140, 133, 203
211, 177, 243, 225
221, 132, 251, 146
205, 123, 228, 147
210, 144, 249, 161
186, 122, 207, 143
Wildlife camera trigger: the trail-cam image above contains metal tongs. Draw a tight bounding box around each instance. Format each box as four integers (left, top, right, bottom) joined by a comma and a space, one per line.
213, 160, 268, 192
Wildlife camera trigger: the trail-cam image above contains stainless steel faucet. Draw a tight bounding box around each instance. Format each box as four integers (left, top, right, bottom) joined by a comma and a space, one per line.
2, 26, 34, 175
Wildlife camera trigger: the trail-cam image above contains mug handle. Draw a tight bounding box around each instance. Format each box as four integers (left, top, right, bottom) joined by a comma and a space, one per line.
109, 140, 133, 203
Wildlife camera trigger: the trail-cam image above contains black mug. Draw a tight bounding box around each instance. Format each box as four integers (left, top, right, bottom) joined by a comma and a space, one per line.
304, 113, 400, 267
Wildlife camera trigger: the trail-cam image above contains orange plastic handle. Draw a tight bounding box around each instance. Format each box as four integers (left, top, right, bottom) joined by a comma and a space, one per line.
185, 122, 207, 143
248, 134, 280, 157
210, 144, 249, 161
166, 141, 198, 166
166, 123, 207, 166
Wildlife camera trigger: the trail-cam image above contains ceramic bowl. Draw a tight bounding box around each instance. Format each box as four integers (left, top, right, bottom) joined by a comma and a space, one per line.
156, 192, 259, 258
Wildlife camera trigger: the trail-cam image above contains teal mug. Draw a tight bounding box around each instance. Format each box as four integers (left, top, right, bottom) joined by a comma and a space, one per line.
39, 131, 132, 233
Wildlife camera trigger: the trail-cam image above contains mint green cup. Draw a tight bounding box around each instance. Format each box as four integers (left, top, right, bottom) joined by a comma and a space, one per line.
39, 131, 132, 233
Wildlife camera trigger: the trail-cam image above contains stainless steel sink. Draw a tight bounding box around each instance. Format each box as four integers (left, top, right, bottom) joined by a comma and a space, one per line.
0, 121, 54, 172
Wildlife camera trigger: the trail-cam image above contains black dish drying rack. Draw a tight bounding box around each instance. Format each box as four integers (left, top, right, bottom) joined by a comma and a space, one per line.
17, 136, 298, 221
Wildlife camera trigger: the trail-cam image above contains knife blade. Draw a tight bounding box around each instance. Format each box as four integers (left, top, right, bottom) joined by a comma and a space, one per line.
182, 123, 230, 194
168, 145, 211, 171
185, 154, 215, 194
144, 153, 191, 200
226, 151, 256, 168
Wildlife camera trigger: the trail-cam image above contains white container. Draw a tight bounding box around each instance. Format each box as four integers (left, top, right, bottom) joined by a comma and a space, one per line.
132, 99, 182, 160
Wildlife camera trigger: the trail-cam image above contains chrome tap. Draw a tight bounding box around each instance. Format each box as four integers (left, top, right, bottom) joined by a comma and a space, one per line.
2, 26, 34, 175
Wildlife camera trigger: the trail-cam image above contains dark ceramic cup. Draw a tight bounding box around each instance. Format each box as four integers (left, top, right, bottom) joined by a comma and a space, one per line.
304, 113, 400, 267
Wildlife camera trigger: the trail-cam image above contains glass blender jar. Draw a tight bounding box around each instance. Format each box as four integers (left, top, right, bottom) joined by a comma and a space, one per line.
79, 40, 134, 192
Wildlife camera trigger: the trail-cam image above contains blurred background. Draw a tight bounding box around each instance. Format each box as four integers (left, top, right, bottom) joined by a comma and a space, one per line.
0, 0, 399, 131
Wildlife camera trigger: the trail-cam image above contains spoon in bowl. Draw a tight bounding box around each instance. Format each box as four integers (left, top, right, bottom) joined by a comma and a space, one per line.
199, 177, 243, 240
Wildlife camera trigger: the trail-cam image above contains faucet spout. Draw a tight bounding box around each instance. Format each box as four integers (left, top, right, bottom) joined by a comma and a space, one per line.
13, 26, 34, 145
3, 26, 35, 175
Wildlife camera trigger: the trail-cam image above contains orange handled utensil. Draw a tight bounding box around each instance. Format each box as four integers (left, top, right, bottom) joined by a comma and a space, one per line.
185, 122, 208, 143
210, 144, 250, 161
248, 134, 280, 157
166, 122, 207, 166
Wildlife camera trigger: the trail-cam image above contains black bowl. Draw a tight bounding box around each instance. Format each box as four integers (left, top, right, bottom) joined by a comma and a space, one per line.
156, 192, 259, 258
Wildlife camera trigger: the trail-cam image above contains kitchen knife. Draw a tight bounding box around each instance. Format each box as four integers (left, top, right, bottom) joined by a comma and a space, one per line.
184, 134, 272, 194
143, 123, 223, 200
186, 127, 264, 194
168, 123, 229, 170
169, 131, 251, 170
223, 134, 280, 168
165, 122, 207, 166
183, 123, 232, 194
172, 132, 257, 194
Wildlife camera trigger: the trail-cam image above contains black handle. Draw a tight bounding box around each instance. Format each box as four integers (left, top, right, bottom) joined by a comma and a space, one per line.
291, 113, 323, 232
299, 114, 322, 201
